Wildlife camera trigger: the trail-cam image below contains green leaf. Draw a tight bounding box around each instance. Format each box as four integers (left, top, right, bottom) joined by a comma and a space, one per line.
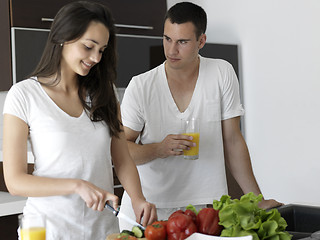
213, 194, 233, 210
185, 204, 198, 215
213, 193, 292, 240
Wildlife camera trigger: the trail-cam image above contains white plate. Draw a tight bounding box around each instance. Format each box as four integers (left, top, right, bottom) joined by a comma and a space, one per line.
186, 233, 253, 240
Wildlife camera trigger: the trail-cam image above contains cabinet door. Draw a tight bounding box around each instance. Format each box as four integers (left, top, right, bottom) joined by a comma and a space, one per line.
0, 0, 12, 91
105, 0, 167, 36
10, 0, 75, 29
10, 0, 167, 36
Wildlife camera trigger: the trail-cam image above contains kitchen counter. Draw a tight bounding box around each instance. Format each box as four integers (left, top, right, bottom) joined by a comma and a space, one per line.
0, 150, 32, 217
0, 191, 26, 217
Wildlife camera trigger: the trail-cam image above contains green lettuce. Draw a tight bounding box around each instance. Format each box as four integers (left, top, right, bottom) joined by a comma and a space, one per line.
212, 192, 292, 240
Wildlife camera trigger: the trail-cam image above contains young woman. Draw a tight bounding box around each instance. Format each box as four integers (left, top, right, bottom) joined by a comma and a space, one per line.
2, 1, 157, 239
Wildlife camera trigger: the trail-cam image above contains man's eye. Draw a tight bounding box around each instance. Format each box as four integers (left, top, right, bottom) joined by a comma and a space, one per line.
179, 40, 187, 45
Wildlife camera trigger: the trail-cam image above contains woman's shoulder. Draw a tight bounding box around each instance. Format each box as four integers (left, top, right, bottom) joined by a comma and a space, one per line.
6, 78, 42, 104
9, 78, 39, 93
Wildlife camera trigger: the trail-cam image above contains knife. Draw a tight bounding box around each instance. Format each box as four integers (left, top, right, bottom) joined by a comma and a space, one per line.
104, 202, 146, 230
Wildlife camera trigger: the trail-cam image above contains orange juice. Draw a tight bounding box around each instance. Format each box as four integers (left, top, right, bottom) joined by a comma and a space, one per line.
21, 227, 46, 240
183, 132, 200, 159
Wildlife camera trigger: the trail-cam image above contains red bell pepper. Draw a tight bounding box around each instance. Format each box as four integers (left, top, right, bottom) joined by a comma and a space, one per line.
196, 208, 222, 236
184, 209, 197, 224
167, 211, 197, 240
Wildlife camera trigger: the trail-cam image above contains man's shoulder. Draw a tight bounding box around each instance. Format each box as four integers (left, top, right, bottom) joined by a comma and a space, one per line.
131, 63, 164, 85
201, 56, 232, 68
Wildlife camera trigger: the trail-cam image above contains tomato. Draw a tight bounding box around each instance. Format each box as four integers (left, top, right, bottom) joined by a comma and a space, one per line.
145, 223, 167, 240
152, 220, 168, 229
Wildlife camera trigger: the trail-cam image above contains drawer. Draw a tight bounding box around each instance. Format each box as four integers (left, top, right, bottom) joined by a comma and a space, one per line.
10, 0, 167, 36
10, 0, 75, 29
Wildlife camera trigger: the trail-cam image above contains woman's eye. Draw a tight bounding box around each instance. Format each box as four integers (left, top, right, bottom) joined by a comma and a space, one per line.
84, 45, 92, 50
99, 48, 106, 54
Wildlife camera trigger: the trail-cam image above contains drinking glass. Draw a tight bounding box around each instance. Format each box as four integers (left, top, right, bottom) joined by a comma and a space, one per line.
182, 118, 200, 160
19, 213, 46, 240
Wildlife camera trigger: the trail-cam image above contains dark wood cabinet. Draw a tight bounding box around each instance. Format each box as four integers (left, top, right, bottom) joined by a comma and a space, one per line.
10, 0, 166, 36
105, 0, 166, 36
0, 0, 12, 91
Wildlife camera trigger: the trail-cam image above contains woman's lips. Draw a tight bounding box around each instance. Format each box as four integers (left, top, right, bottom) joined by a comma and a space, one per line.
82, 61, 93, 69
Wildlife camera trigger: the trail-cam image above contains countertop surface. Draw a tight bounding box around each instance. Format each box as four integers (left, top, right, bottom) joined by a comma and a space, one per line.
0, 191, 26, 217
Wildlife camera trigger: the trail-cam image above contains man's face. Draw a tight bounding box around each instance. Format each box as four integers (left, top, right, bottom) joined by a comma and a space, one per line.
163, 19, 206, 71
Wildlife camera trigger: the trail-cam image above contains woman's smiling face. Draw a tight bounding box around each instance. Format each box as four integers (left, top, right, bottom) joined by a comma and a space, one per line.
61, 21, 110, 77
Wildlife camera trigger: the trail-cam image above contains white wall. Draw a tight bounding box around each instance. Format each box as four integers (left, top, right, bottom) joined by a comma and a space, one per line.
167, 0, 320, 204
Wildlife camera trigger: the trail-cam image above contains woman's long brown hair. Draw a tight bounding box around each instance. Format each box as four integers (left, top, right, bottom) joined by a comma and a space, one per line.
28, 1, 121, 137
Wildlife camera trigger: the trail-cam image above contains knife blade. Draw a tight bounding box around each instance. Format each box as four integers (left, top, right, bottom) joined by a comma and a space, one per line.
104, 202, 145, 230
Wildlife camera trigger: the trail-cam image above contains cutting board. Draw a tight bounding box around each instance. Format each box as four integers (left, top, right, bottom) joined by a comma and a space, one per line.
106, 233, 147, 240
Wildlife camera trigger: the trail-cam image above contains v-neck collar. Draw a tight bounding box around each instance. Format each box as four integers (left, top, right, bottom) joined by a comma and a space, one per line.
35, 78, 85, 119
161, 56, 204, 118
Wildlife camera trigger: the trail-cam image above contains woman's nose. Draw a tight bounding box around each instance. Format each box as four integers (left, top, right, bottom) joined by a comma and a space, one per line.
90, 51, 102, 63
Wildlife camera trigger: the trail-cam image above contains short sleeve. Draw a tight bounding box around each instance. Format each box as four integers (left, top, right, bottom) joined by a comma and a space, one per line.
3, 84, 29, 124
220, 62, 245, 120
120, 78, 145, 132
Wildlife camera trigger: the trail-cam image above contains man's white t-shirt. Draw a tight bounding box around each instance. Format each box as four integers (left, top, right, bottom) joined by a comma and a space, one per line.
121, 56, 244, 208
3, 79, 118, 239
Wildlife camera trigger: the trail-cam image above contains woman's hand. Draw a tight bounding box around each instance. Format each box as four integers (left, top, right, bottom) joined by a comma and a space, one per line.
75, 179, 119, 211
131, 198, 158, 227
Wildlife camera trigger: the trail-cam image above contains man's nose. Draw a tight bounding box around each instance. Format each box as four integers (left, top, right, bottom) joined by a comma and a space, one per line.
168, 42, 179, 55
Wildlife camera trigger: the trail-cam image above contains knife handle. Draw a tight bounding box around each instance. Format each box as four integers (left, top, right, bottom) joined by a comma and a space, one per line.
104, 202, 119, 216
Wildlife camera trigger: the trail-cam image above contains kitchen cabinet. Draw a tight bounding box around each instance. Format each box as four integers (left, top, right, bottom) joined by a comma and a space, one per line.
0, 214, 20, 239
0, 0, 12, 91
10, 0, 166, 35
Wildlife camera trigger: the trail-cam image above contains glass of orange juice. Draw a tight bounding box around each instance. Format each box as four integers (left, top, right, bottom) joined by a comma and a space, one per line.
182, 118, 200, 160
19, 213, 46, 240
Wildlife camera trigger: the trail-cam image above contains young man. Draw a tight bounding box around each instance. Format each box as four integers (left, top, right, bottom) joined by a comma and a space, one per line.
119, 2, 281, 229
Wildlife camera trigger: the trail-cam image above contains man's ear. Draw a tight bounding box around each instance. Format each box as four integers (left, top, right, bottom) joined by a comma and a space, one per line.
199, 33, 207, 50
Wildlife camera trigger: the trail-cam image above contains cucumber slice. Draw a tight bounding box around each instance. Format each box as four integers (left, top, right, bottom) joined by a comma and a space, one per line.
119, 230, 135, 236
132, 226, 144, 238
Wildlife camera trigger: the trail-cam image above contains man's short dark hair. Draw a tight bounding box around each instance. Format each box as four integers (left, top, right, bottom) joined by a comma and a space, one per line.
164, 2, 207, 39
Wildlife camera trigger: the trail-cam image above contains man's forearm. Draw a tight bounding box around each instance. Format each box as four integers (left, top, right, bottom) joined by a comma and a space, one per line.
225, 138, 262, 196
127, 141, 161, 165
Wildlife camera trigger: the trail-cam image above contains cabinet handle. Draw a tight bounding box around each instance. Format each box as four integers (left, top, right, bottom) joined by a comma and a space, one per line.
41, 18, 54, 22
41, 18, 153, 30
114, 24, 153, 30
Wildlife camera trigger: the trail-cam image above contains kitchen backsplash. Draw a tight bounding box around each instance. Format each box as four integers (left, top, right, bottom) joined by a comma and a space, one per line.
0, 88, 126, 150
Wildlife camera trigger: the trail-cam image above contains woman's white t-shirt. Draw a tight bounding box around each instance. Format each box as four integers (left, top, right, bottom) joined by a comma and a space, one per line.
3, 79, 118, 240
